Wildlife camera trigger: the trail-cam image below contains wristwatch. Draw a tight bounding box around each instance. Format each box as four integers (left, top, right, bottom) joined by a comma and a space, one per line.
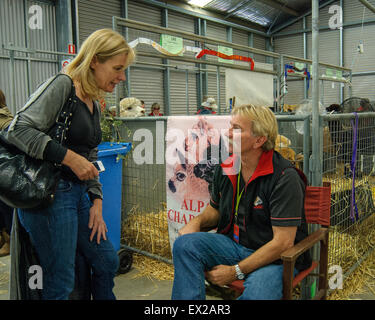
234, 264, 245, 280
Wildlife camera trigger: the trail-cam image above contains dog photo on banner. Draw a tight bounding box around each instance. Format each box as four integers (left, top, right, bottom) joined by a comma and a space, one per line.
165, 116, 231, 251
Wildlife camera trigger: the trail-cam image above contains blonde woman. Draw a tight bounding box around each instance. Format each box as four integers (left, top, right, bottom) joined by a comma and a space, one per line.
6, 29, 134, 300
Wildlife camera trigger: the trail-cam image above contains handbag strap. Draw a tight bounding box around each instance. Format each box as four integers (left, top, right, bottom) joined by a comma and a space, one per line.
49, 78, 76, 146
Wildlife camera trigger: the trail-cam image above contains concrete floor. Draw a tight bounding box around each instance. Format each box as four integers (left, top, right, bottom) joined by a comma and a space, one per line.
1, 253, 374, 300
0, 254, 176, 300
0, 254, 220, 300
114, 268, 174, 300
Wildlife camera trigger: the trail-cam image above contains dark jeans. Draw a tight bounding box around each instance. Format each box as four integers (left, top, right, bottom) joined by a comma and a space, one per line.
18, 179, 119, 300
172, 232, 297, 300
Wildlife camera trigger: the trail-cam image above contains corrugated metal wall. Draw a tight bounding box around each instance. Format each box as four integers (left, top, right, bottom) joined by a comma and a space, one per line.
273, 0, 375, 107
77, 0, 122, 106
3, 1, 373, 116
0, 0, 274, 116
274, 19, 305, 106
126, 1, 164, 114
0, 0, 58, 114
343, 1, 375, 101
74, 0, 275, 114
167, 11, 197, 115
306, 3, 341, 106
77, 0, 122, 45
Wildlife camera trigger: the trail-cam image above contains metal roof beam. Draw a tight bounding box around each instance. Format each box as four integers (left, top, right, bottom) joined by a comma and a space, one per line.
358, 0, 375, 14
268, 0, 336, 35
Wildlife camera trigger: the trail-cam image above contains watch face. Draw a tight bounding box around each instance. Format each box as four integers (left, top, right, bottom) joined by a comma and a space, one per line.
235, 265, 245, 280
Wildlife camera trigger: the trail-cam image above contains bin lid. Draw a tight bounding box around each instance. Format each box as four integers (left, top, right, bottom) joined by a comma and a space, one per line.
97, 142, 132, 157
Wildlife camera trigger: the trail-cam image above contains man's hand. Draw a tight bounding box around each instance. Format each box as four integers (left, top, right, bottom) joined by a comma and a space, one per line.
205, 265, 237, 287
88, 199, 108, 244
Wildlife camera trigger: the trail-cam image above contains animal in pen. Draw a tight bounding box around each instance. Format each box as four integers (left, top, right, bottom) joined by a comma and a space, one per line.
109, 97, 146, 117
325, 99, 375, 177
326, 178, 375, 230
274, 134, 303, 170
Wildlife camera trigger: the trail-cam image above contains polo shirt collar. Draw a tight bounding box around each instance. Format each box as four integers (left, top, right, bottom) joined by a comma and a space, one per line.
221, 150, 274, 187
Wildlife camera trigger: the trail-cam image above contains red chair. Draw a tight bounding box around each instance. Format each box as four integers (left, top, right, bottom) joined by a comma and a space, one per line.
227, 181, 331, 300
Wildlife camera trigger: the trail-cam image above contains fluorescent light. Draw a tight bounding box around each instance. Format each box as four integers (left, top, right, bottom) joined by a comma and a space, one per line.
188, 0, 213, 7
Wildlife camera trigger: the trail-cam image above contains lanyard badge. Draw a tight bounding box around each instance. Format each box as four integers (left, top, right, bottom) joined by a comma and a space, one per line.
233, 223, 240, 243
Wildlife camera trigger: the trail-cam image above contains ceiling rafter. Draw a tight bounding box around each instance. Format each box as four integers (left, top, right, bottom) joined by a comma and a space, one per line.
260, 0, 299, 17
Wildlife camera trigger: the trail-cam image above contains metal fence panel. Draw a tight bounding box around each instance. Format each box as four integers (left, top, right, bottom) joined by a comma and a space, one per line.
119, 113, 375, 285
322, 113, 375, 276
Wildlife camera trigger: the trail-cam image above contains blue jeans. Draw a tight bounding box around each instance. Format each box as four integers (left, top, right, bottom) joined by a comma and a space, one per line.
18, 179, 119, 300
172, 232, 296, 300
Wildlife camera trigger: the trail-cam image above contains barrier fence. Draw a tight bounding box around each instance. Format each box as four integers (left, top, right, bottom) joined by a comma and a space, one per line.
117, 113, 375, 291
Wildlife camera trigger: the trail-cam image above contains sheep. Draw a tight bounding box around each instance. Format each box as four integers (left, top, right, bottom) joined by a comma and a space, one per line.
109, 97, 145, 117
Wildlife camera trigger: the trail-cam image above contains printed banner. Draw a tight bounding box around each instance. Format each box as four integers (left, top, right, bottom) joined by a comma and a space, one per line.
217, 46, 234, 64
166, 115, 231, 250
160, 34, 184, 56
128, 37, 201, 57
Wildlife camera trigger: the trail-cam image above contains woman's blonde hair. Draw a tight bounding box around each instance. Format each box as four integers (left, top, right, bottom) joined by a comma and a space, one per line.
65, 28, 135, 100
232, 104, 278, 151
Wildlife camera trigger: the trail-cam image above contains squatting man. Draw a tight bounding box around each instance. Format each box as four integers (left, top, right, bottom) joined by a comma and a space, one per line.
171, 104, 311, 300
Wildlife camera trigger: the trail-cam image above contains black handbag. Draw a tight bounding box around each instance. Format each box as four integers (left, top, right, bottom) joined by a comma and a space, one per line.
0, 79, 75, 210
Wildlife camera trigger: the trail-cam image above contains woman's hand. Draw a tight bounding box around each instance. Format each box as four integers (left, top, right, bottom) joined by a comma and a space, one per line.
62, 149, 99, 181
88, 199, 108, 244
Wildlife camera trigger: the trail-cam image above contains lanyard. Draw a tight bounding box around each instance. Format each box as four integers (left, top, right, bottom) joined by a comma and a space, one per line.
234, 163, 245, 222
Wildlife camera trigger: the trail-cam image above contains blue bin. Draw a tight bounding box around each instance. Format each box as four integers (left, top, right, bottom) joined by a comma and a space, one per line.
97, 142, 131, 252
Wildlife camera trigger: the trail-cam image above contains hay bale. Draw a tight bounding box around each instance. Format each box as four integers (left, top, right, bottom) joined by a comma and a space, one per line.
131, 254, 174, 281
122, 209, 172, 259
323, 176, 375, 228
327, 213, 375, 299
121, 209, 174, 281
327, 249, 375, 300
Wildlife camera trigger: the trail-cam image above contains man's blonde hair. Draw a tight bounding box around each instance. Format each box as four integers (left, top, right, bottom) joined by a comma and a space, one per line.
232, 104, 278, 151
65, 28, 135, 100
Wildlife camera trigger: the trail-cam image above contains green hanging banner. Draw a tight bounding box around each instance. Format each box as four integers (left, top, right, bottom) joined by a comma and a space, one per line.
160, 34, 184, 56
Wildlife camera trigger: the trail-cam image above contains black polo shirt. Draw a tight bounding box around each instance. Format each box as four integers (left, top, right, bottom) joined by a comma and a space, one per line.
210, 150, 311, 271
